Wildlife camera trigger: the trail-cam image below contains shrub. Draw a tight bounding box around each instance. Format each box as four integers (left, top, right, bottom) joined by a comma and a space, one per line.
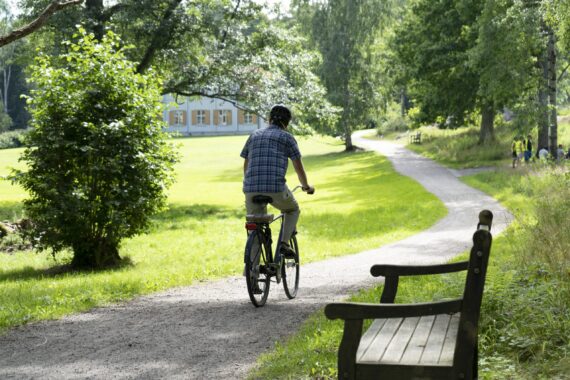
376, 102, 409, 135
13, 28, 178, 269
0, 130, 28, 149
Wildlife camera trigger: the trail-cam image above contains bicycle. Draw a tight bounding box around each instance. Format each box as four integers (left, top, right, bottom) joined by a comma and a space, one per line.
243, 186, 303, 307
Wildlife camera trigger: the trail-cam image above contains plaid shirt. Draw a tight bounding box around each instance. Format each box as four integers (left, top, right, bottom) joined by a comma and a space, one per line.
240, 125, 302, 193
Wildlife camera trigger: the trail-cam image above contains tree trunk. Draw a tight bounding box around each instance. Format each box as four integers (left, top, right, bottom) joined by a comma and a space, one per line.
85, 0, 105, 40
71, 237, 122, 269
547, 29, 558, 155
538, 51, 549, 151
400, 87, 410, 117
344, 124, 353, 151
478, 104, 495, 144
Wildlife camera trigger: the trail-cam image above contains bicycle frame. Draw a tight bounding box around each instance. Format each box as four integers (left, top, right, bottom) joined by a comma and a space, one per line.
244, 214, 285, 274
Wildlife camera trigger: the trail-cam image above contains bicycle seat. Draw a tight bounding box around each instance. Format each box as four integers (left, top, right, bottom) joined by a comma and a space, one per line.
246, 214, 274, 223
252, 195, 273, 205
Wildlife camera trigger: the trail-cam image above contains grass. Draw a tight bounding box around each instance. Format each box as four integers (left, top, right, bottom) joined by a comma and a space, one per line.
0, 134, 446, 333
250, 124, 570, 380
405, 125, 511, 169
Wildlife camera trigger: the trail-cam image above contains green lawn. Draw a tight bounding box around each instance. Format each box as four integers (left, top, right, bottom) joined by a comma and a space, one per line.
0, 134, 446, 332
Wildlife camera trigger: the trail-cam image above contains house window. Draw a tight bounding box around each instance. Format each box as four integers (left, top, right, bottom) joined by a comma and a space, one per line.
169, 110, 186, 126
174, 111, 184, 125
219, 110, 228, 125
244, 112, 254, 124
197, 110, 206, 125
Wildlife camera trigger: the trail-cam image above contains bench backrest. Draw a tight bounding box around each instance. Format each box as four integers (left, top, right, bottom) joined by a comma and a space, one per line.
454, 211, 493, 376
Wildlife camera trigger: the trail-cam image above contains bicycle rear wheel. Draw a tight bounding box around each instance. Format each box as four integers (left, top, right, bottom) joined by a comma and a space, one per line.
245, 230, 271, 307
282, 234, 299, 299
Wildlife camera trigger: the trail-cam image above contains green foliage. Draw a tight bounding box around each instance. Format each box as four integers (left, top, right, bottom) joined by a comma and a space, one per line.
13, 28, 178, 268
469, 0, 542, 109
391, 0, 481, 127
0, 130, 27, 149
298, 0, 392, 148
376, 101, 409, 135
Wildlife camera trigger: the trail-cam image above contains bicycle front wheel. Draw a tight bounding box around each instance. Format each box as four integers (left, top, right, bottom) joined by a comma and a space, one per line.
245, 230, 271, 307
282, 234, 300, 299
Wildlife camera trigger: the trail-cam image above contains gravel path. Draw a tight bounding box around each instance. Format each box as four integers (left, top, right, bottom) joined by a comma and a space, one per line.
0, 133, 512, 379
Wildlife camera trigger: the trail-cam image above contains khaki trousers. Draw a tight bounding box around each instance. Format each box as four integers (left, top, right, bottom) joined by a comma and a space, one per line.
244, 185, 300, 244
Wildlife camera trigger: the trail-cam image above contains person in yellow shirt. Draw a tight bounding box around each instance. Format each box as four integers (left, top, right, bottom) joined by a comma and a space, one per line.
512, 136, 524, 168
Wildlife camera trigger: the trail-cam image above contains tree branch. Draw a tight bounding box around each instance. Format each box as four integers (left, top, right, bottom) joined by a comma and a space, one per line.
558, 62, 570, 82
136, 0, 184, 74
0, 0, 84, 47
171, 90, 263, 117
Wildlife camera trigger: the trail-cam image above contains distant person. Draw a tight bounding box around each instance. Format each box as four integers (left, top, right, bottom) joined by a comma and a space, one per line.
538, 146, 549, 161
523, 134, 533, 163
511, 136, 524, 168
556, 144, 565, 161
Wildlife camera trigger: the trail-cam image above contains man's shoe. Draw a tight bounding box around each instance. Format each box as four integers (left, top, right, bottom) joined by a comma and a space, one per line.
280, 243, 296, 259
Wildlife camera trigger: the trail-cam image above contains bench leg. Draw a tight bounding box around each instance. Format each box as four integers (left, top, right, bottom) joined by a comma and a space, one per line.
338, 320, 363, 380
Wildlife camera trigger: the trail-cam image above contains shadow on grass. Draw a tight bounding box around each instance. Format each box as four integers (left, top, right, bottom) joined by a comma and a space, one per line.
0, 256, 134, 283
152, 203, 242, 225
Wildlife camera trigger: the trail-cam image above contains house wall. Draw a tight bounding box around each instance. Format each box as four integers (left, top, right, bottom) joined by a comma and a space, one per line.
162, 95, 267, 136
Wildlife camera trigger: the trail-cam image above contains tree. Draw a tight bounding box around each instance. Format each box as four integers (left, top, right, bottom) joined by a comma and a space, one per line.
19, 0, 338, 131
469, 0, 544, 142
14, 28, 178, 268
293, 0, 390, 150
392, 0, 488, 138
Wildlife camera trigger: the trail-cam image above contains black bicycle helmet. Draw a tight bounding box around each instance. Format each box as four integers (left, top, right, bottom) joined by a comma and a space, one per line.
269, 104, 292, 126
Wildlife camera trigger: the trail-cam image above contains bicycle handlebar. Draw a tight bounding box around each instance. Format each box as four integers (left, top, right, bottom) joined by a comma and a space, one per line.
291, 185, 315, 194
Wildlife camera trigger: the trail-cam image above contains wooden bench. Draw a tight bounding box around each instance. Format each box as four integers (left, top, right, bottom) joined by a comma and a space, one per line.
409, 131, 422, 144
325, 210, 493, 380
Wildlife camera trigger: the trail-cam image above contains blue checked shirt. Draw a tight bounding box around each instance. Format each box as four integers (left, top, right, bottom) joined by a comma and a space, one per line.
240, 125, 302, 193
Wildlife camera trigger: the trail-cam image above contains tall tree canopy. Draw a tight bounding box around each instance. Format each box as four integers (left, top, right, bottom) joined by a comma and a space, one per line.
19, 0, 338, 131
292, 0, 391, 150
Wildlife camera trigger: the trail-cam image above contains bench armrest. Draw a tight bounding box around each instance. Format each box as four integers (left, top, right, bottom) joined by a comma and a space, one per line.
370, 261, 469, 277
325, 299, 462, 320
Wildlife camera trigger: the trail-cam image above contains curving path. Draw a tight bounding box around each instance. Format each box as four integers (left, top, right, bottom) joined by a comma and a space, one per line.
0, 133, 512, 379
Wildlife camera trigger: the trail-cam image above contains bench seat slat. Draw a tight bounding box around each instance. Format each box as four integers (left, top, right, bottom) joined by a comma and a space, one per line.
439, 313, 460, 365
399, 315, 436, 364
357, 314, 460, 367
357, 318, 402, 362
356, 318, 388, 362
420, 314, 452, 364
381, 317, 420, 363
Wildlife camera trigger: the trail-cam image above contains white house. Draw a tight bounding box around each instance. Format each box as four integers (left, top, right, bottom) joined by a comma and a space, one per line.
162, 95, 267, 136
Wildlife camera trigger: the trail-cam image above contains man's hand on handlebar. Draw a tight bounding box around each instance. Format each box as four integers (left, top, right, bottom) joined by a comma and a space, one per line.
302, 185, 315, 194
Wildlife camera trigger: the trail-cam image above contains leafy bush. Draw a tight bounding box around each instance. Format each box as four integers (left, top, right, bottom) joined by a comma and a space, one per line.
376, 102, 409, 135
0, 130, 28, 149
13, 28, 178, 269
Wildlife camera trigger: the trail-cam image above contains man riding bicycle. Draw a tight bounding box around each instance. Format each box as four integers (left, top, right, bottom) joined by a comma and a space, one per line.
240, 104, 315, 270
